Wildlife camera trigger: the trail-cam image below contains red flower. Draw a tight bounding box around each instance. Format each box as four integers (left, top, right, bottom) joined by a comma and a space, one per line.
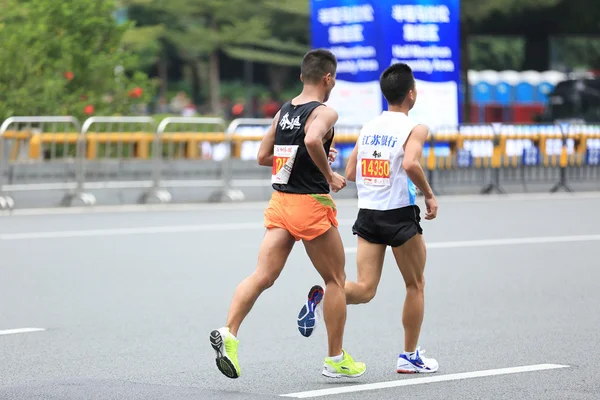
65, 71, 74, 81
128, 87, 143, 98
84, 105, 95, 115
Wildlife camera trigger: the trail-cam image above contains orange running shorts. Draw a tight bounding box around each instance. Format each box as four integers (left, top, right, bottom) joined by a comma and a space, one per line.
264, 191, 338, 241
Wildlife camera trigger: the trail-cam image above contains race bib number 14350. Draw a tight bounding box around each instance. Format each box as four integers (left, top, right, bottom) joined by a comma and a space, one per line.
360, 148, 391, 186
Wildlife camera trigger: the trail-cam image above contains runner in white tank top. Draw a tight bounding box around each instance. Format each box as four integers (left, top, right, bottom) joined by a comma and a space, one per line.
355, 110, 419, 211
296, 63, 440, 374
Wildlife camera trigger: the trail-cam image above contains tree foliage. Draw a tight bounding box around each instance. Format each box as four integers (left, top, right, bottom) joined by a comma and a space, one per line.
461, 0, 561, 25
0, 0, 153, 120
125, 0, 310, 112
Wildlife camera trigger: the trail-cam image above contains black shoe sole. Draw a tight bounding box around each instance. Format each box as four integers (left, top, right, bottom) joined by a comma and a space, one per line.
210, 330, 239, 379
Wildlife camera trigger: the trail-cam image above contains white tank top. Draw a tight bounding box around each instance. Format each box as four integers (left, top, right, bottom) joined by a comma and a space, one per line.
355, 111, 419, 211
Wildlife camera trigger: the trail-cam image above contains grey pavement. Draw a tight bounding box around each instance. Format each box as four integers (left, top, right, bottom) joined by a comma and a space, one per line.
1, 193, 600, 399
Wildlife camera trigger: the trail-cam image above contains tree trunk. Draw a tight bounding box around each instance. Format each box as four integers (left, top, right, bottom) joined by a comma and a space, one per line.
207, 17, 222, 116
190, 61, 201, 107
195, 58, 208, 109
244, 60, 254, 117
267, 65, 287, 98
523, 34, 550, 71
158, 52, 168, 99
208, 51, 222, 115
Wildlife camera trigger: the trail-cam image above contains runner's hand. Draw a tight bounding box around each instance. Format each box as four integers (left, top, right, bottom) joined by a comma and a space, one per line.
328, 172, 346, 193
424, 195, 438, 220
328, 148, 338, 164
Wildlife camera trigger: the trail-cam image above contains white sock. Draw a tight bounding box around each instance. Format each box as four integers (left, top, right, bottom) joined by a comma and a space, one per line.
224, 328, 237, 340
404, 350, 417, 360
327, 353, 344, 363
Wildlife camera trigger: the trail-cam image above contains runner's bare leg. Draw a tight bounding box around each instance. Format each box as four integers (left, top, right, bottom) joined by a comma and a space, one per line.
345, 237, 386, 305
225, 228, 295, 337
303, 226, 346, 357
391, 233, 427, 352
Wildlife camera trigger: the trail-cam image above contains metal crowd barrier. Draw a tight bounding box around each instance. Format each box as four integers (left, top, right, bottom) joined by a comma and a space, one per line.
156, 117, 227, 202
1, 116, 599, 210
0, 116, 82, 210
74, 116, 157, 205
422, 122, 600, 195
211, 118, 273, 202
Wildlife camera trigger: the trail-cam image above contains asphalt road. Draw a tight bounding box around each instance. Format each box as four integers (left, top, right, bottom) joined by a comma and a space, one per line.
1, 193, 599, 399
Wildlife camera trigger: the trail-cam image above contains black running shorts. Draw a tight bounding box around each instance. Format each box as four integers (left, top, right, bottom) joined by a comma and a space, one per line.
351, 205, 423, 248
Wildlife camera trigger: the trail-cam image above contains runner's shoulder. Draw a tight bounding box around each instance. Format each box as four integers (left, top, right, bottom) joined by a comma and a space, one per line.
409, 124, 429, 141
311, 104, 338, 121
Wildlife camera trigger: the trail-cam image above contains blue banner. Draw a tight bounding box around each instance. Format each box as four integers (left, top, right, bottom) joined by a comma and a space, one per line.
310, 0, 461, 127
377, 0, 461, 127
310, 0, 383, 124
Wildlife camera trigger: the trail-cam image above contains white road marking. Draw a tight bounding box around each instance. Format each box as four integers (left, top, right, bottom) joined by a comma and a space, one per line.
1, 191, 599, 218
343, 234, 600, 254
0, 219, 354, 241
280, 364, 569, 398
0, 219, 354, 240
0, 223, 265, 240
1, 220, 599, 249
0, 328, 45, 336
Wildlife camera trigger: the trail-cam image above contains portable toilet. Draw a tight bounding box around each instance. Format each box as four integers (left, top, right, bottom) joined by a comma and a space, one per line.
497, 70, 520, 105
516, 71, 541, 104
479, 70, 502, 122
467, 70, 481, 122
473, 70, 498, 105
538, 71, 566, 104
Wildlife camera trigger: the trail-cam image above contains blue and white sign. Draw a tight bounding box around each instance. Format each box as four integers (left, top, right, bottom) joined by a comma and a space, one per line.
377, 0, 461, 127
587, 148, 600, 166
522, 147, 540, 166
310, 0, 382, 125
456, 149, 472, 168
310, 0, 461, 127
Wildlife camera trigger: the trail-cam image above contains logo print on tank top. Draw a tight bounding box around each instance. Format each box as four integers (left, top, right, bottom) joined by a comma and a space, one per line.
279, 112, 301, 130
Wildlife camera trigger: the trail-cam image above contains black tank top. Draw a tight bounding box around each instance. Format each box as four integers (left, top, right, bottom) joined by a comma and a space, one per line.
271, 100, 334, 194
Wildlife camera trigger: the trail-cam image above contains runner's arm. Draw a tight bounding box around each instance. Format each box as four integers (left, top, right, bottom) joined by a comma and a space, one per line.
345, 143, 359, 182
305, 107, 338, 182
402, 124, 434, 198
257, 111, 280, 167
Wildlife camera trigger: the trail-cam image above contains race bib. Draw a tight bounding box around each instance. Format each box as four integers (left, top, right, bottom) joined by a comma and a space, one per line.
360, 148, 391, 186
271, 145, 299, 184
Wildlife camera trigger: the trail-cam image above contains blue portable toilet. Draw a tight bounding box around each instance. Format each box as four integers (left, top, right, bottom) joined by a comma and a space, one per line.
537, 71, 566, 104
496, 70, 519, 105
468, 70, 478, 104
472, 70, 497, 105
515, 71, 540, 104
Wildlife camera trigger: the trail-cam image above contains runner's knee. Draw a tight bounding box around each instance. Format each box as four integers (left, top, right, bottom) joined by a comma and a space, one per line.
358, 284, 377, 304
254, 271, 278, 290
405, 275, 425, 292
324, 270, 346, 288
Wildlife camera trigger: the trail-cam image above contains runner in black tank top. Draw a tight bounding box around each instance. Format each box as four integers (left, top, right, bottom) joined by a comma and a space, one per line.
272, 100, 334, 194
210, 49, 366, 381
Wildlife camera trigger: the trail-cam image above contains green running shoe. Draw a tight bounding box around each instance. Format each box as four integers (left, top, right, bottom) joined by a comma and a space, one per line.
210, 327, 241, 379
322, 350, 367, 378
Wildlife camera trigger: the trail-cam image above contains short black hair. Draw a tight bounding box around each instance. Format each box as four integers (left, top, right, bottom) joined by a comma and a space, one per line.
380, 63, 415, 105
301, 49, 337, 84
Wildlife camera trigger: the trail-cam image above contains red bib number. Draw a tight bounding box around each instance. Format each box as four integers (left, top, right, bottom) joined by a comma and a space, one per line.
272, 155, 290, 175
271, 145, 299, 184
360, 148, 391, 186
361, 158, 390, 179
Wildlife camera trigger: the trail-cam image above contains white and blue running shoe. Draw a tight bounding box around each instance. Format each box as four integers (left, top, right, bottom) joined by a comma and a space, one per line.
297, 285, 324, 337
396, 347, 439, 374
